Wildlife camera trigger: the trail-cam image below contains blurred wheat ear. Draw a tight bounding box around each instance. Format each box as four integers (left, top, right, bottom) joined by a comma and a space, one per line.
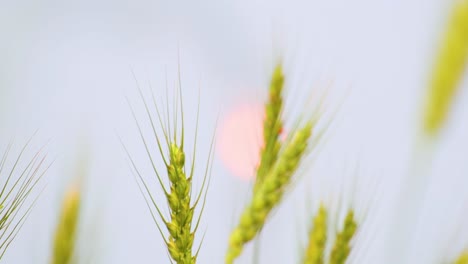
329, 210, 357, 264
303, 204, 327, 264
225, 63, 320, 263
0, 139, 49, 259
254, 64, 284, 192
455, 252, 468, 264
52, 184, 81, 264
123, 74, 214, 264
423, 0, 468, 136
226, 122, 313, 263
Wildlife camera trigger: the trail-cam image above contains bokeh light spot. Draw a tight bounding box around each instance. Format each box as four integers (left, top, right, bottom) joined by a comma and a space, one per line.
217, 104, 264, 181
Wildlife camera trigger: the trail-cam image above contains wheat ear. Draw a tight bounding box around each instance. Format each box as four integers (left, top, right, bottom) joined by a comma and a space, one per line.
303, 204, 327, 264
125, 74, 213, 264
329, 210, 357, 264
455, 251, 468, 264
423, 0, 468, 135
225, 123, 313, 263
164, 141, 197, 263
52, 185, 81, 264
254, 64, 284, 191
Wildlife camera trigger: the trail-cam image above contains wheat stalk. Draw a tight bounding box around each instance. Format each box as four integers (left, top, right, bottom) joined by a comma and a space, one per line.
0, 139, 48, 259
254, 64, 284, 192
225, 123, 313, 263
328, 210, 357, 264
423, 0, 468, 136
52, 184, 81, 264
303, 204, 327, 264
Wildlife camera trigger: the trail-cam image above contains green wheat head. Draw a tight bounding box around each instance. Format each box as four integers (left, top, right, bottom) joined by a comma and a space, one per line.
303, 206, 357, 264
124, 77, 213, 264
423, 0, 468, 136
226, 122, 313, 263
225, 64, 318, 263
254, 64, 284, 192
455, 252, 468, 264
304, 205, 327, 264
329, 210, 357, 264
165, 141, 196, 263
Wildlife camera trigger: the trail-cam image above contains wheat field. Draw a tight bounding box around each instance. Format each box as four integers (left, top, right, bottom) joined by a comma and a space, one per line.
0, 0, 468, 263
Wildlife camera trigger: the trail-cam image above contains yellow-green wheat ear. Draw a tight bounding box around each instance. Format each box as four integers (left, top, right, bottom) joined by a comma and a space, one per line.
455, 251, 468, 264
225, 123, 313, 264
165, 142, 197, 264
125, 77, 214, 264
254, 64, 284, 191
304, 204, 327, 264
329, 210, 357, 264
423, 0, 468, 136
52, 185, 81, 264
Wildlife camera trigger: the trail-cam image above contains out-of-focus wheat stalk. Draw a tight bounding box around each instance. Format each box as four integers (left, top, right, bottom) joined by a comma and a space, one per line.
329, 210, 357, 264
0, 139, 48, 259
124, 74, 213, 264
52, 184, 81, 264
423, 0, 468, 136
226, 123, 313, 263
254, 64, 284, 192
303, 204, 327, 264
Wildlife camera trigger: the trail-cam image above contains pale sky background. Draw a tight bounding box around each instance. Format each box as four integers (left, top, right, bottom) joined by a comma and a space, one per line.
1, 0, 468, 263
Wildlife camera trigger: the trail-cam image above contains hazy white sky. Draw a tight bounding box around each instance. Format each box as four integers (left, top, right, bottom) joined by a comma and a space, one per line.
1, 0, 467, 263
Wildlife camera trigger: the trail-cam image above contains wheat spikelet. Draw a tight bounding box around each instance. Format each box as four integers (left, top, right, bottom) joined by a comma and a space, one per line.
254, 64, 284, 191
52, 185, 81, 264
455, 252, 468, 264
329, 210, 357, 264
303, 204, 327, 264
423, 0, 468, 135
225, 123, 313, 264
